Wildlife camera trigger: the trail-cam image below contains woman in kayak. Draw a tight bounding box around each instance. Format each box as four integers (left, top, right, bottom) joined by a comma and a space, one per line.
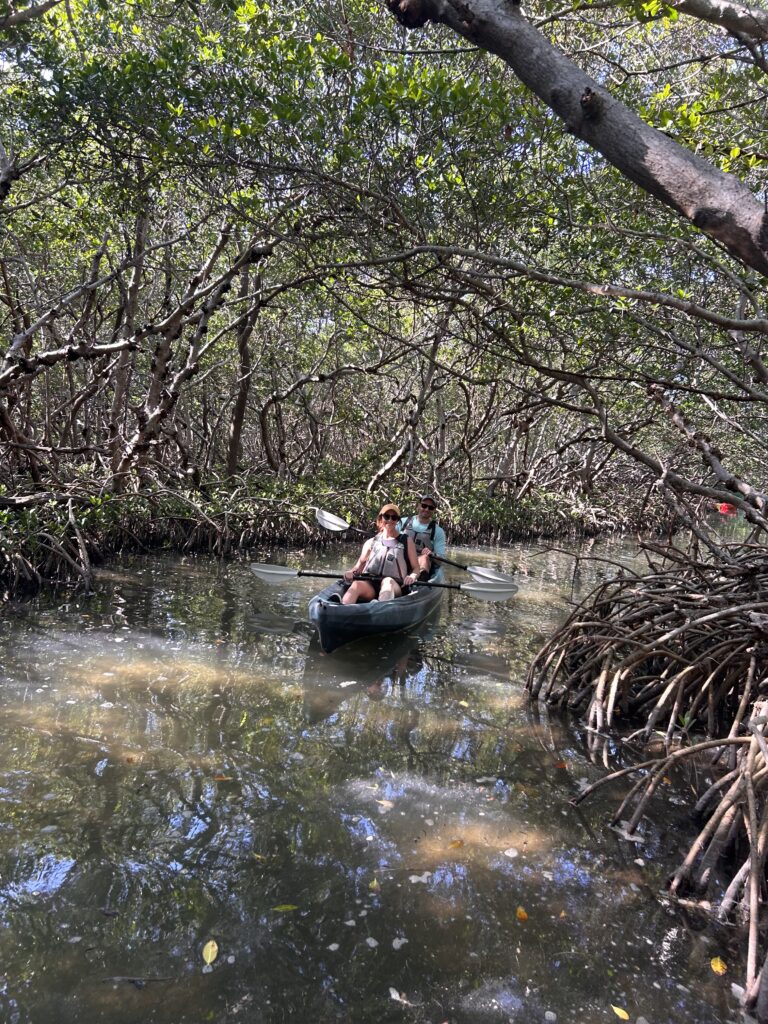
340, 503, 420, 604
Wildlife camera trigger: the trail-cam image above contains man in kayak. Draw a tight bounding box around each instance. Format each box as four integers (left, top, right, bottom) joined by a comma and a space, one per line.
399, 494, 447, 582
340, 503, 420, 604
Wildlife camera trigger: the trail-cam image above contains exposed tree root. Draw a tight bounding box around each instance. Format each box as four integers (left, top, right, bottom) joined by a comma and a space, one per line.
527, 542, 768, 1016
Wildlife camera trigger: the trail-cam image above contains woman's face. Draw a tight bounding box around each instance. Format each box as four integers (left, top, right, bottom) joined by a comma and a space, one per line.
378, 512, 399, 535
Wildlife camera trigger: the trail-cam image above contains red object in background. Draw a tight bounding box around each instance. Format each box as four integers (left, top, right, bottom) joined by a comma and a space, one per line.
717, 502, 737, 515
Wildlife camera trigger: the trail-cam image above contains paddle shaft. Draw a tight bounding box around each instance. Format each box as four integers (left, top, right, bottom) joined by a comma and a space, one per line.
432, 553, 470, 572
296, 570, 379, 581
293, 570, 494, 593
303, 573, 512, 598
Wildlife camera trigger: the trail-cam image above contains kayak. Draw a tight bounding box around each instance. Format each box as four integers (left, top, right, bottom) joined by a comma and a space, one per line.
307, 568, 445, 654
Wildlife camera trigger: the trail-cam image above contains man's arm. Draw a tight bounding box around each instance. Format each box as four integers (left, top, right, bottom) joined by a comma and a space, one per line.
433, 525, 447, 557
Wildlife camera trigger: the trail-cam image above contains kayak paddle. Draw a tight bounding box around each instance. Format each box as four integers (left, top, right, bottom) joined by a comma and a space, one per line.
251, 563, 518, 601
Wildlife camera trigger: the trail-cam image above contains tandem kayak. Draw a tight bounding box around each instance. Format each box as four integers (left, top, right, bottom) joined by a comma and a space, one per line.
307, 568, 445, 654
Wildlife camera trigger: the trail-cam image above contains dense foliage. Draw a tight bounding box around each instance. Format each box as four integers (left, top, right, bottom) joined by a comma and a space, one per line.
0, 0, 765, 535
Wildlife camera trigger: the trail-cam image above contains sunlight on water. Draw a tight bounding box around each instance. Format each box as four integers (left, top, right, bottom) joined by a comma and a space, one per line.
0, 542, 742, 1024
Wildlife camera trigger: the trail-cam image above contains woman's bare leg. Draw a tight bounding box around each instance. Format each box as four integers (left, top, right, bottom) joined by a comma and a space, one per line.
378, 579, 402, 601
342, 580, 377, 605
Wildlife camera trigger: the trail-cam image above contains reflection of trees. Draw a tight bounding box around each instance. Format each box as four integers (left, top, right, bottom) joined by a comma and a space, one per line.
0, 553, 739, 1023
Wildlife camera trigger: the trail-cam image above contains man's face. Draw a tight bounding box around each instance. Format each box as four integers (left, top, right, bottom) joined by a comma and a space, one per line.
418, 500, 436, 523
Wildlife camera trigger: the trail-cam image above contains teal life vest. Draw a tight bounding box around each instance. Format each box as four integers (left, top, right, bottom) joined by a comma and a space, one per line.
402, 516, 437, 556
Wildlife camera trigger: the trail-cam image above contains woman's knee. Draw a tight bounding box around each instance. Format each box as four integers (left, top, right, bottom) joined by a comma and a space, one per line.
343, 581, 374, 605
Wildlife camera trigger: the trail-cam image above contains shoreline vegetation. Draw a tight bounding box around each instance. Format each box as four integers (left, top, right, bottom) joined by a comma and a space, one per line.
0, 480, 673, 599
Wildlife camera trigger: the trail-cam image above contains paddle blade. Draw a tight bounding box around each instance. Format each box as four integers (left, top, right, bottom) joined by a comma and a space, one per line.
315, 508, 351, 532
461, 581, 519, 602
251, 563, 300, 582
466, 565, 516, 583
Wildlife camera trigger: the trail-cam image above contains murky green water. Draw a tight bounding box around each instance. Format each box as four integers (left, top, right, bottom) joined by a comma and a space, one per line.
0, 538, 743, 1023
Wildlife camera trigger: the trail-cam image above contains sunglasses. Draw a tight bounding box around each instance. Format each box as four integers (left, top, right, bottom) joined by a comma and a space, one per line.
420, 503, 436, 511
381, 513, 399, 521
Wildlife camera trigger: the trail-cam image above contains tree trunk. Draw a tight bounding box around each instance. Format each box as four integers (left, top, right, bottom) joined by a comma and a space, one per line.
226, 267, 260, 478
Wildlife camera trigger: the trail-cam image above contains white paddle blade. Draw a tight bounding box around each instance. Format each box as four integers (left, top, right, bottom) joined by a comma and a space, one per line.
466, 566, 516, 583
462, 581, 519, 602
315, 508, 351, 532
251, 563, 299, 582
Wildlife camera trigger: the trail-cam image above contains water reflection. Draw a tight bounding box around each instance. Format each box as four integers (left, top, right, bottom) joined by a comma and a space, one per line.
301, 632, 425, 723
0, 544, 741, 1024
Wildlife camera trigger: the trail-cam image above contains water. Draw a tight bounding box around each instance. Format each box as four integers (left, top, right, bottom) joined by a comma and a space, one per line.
0, 538, 744, 1023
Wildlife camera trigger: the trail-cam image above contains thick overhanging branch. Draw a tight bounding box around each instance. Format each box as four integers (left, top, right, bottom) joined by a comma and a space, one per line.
0, 0, 62, 33
673, 0, 768, 42
385, 0, 768, 277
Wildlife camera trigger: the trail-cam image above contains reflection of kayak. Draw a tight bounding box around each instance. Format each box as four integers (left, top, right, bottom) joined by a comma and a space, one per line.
307, 569, 445, 654
717, 502, 737, 515
301, 632, 424, 722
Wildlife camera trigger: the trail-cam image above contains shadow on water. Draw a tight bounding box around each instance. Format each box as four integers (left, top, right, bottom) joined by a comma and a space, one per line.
0, 547, 745, 1024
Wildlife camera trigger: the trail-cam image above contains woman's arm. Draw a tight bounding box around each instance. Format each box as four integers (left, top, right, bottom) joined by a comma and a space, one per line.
406, 537, 419, 573
344, 539, 372, 580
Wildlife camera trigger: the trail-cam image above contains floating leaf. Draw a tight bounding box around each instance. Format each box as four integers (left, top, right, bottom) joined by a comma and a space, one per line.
711, 956, 727, 976
554, 761, 567, 770
611, 1006, 629, 1020
272, 904, 299, 912
448, 839, 465, 849
214, 775, 233, 782
368, 878, 380, 891
389, 988, 413, 1005
458, 700, 469, 707
202, 939, 218, 965
516, 906, 528, 922
376, 799, 394, 810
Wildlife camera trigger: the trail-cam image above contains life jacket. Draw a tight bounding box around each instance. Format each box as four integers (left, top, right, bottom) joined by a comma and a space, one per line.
364, 534, 409, 581
402, 516, 437, 556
